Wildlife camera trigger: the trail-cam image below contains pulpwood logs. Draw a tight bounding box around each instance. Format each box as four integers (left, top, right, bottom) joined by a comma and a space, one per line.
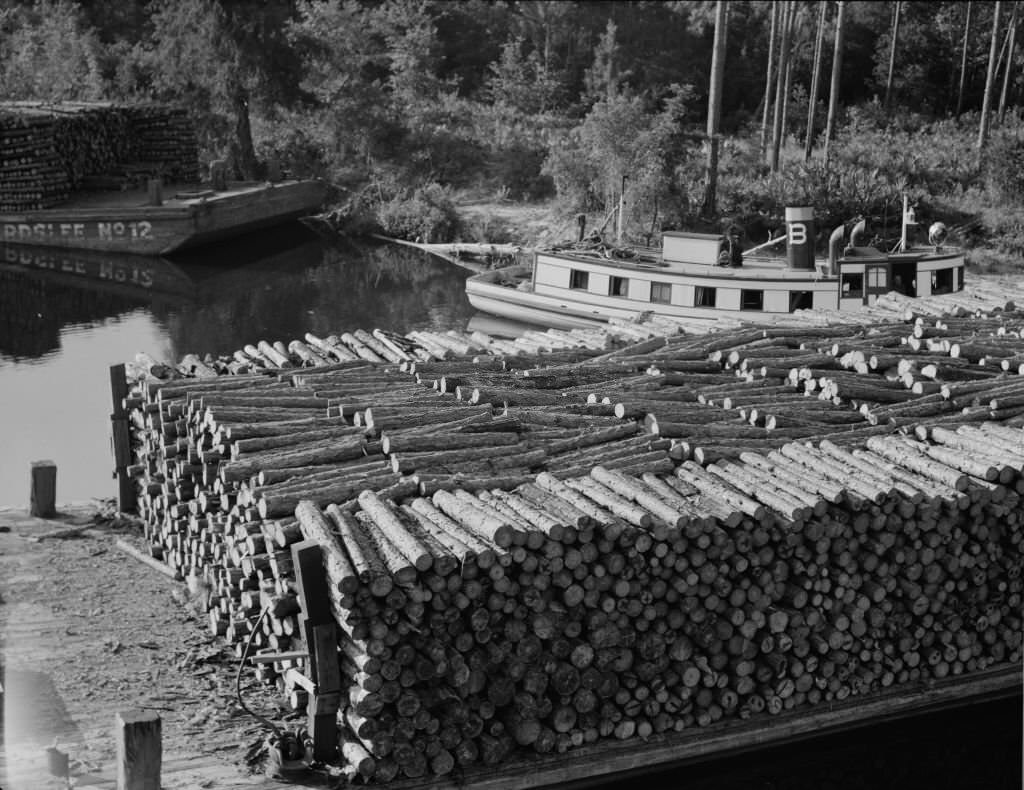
293, 423, 1021, 779
1, 102, 199, 211
119, 299, 1024, 779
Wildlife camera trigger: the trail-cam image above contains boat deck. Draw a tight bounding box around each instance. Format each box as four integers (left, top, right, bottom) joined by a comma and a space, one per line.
44, 180, 297, 212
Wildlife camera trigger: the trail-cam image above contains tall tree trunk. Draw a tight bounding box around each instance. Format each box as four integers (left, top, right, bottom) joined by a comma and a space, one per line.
824, 0, 846, 163
703, 0, 728, 218
958, 2, 974, 117
770, 2, 794, 172
994, 14, 1012, 83
761, 3, 780, 157
230, 80, 258, 180
805, 0, 828, 161
884, 1, 901, 113
780, 12, 796, 152
999, 2, 1018, 123
979, 1, 1002, 151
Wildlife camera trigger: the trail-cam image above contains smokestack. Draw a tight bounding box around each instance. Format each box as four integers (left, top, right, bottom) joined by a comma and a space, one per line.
785, 206, 816, 270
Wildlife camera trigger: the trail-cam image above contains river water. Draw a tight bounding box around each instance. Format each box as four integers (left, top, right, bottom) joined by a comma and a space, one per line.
0, 225, 495, 507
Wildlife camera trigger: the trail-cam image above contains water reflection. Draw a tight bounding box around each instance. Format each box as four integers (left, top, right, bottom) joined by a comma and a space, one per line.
0, 226, 480, 504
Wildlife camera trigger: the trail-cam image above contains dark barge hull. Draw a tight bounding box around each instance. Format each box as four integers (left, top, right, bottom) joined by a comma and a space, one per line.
0, 179, 326, 256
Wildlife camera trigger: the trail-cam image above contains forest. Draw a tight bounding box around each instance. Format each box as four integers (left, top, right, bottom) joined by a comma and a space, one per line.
1, 0, 1023, 264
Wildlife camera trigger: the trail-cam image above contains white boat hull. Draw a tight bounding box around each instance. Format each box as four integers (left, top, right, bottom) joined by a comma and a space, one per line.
466, 242, 967, 329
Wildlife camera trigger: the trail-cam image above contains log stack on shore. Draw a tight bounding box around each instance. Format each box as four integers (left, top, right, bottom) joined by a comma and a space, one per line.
0, 101, 200, 210
118, 299, 1024, 782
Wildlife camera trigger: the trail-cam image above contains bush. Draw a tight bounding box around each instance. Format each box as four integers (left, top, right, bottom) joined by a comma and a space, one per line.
718, 155, 904, 241
985, 132, 1024, 207
833, 115, 982, 199
484, 143, 554, 201
375, 183, 461, 243
253, 110, 331, 180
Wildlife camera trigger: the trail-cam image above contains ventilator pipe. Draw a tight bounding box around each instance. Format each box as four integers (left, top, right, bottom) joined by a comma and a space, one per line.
849, 218, 867, 248
827, 225, 845, 275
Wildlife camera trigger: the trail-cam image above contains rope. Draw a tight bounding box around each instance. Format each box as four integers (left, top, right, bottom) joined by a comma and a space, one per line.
235, 606, 284, 743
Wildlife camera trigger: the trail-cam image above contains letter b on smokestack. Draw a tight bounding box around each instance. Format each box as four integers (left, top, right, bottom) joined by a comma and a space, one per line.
786, 207, 816, 270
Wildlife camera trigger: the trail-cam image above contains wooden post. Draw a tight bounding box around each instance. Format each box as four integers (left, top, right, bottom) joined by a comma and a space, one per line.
291, 539, 339, 763
30, 461, 56, 518
109, 364, 129, 417
115, 709, 161, 790
146, 178, 163, 207
109, 364, 136, 513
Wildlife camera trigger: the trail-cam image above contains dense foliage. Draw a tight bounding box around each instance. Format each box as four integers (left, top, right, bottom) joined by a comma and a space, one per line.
1, 0, 1023, 246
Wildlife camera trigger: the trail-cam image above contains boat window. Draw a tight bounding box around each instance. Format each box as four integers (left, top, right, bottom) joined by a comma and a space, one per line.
841, 273, 864, 298
609, 276, 629, 297
867, 265, 887, 289
956, 266, 965, 291
740, 290, 764, 311
570, 270, 589, 290
651, 282, 672, 304
932, 268, 954, 295
789, 290, 814, 311
694, 286, 717, 307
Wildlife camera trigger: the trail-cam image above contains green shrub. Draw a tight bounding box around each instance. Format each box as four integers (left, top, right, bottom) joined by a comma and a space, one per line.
985, 132, 1024, 207
718, 154, 904, 246
484, 143, 554, 201
833, 115, 982, 198
375, 183, 460, 242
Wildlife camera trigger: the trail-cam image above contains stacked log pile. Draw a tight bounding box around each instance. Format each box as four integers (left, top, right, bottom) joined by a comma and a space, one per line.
0, 108, 70, 211
125, 104, 201, 183
296, 428, 1022, 779
49, 103, 133, 188
0, 101, 199, 210
118, 311, 1024, 781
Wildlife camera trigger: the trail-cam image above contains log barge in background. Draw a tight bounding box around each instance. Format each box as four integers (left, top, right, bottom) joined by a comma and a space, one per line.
467, 203, 966, 328
0, 101, 325, 255
109, 276, 1023, 786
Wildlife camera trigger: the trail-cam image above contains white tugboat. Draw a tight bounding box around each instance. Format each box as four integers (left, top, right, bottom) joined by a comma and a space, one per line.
465, 201, 965, 329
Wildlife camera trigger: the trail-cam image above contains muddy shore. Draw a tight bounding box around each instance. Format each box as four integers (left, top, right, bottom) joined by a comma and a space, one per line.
0, 501, 317, 789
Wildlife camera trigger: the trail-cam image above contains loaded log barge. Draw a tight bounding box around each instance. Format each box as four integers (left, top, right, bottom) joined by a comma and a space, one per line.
0, 101, 325, 255
109, 279, 1023, 787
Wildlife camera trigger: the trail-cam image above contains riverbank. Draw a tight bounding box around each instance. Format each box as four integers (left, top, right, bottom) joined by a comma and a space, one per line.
0, 501, 313, 789
451, 196, 1024, 278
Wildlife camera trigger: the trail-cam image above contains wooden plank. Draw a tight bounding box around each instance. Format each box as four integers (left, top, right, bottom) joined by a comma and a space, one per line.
111, 415, 131, 467
248, 650, 307, 665
116, 467, 137, 513
284, 667, 315, 695
310, 623, 341, 693
115, 709, 161, 790
290, 539, 337, 763
109, 363, 129, 417
290, 539, 331, 626
114, 539, 180, 582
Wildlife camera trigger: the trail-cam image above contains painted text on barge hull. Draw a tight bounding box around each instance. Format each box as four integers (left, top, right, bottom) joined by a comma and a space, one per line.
2, 220, 155, 243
